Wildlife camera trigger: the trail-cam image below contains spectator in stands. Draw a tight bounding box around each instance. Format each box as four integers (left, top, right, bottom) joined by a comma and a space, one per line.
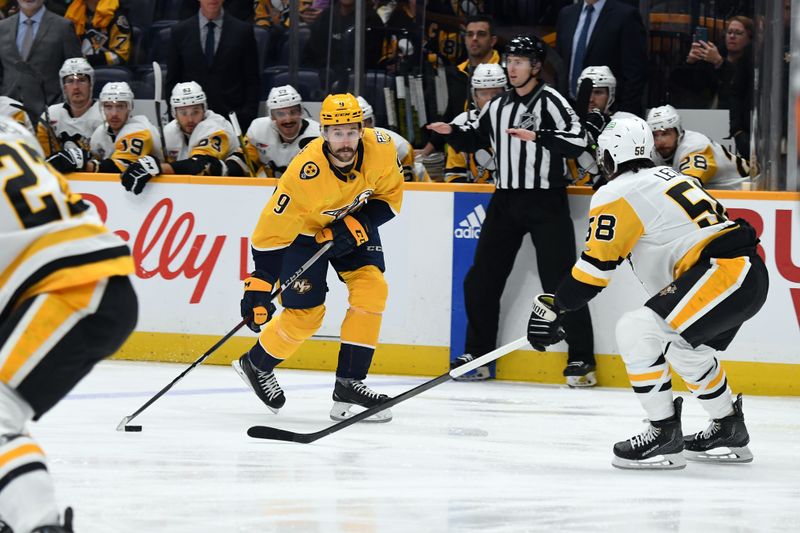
555, 0, 647, 116
255, 0, 319, 27
418, 14, 501, 158
36, 57, 104, 156
686, 16, 754, 157
0, 0, 82, 118
1, 1, 18, 18
167, 0, 261, 130
302, 0, 384, 86
64, 0, 131, 66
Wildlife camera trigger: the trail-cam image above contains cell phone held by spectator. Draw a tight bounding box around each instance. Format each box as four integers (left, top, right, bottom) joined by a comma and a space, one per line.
693, 26, 709, 43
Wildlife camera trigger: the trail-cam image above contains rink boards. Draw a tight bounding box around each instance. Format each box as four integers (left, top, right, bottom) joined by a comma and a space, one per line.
67, 174, 800, 395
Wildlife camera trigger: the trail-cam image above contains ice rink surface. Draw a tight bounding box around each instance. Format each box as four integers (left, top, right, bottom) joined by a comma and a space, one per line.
32, 361, 800, 532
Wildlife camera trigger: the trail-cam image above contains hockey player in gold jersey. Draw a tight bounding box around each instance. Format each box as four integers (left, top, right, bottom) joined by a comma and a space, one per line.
527, 116, 768, 470
65, 0, 132, 66
233, 93, 404, 422
647, 104, 751, 190
0, 117, 137, 531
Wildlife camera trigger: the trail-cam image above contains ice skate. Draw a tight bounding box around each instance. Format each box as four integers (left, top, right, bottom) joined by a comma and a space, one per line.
330, 378, 392, 423
232, 354, 286, 413
563, 361, 597, 388
684, 393, 753, 463
612, 397, 686, 470
451, 353, 491, 381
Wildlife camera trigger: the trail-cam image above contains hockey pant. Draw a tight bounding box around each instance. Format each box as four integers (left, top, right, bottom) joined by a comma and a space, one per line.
0, 276, 137, 532
251, 266, 388, 380
617, 255, 768, 422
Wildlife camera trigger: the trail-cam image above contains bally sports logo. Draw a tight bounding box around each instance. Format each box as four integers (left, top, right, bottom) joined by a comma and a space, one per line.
454, 204, 486, 239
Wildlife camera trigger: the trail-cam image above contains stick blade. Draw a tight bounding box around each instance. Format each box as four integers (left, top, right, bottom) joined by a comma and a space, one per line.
576, 77, 594, 122
247, 425, 315, 444
116, 416, 131, 432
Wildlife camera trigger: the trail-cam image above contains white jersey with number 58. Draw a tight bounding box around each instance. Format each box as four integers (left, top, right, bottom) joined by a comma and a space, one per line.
573, 165, 736, 295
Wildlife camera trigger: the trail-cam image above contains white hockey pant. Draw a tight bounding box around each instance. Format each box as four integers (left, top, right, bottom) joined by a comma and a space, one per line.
616, 307, 734, 422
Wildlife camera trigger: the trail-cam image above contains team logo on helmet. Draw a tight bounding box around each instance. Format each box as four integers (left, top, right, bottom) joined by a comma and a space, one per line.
300, 161, 319, 180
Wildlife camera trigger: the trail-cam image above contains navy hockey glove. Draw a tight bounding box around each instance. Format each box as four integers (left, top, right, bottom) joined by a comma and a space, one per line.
241, 271, 277, 333
121, 155, 160, 195
46, 147, 88, 173
314, 212, 370, 258
527, 294, 566, 351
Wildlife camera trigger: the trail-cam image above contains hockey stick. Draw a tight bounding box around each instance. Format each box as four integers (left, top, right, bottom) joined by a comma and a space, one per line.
575, 77, 594, 122
151, 62, 169, 162
228, 111, 257, 177
247, 336, 530, 443
116, 241, 333, 430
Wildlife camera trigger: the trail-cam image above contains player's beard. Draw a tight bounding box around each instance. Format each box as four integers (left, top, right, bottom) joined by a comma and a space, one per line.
332, 146, 355, 164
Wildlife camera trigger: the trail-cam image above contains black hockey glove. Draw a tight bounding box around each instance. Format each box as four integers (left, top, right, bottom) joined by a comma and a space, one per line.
314, 212, 371, 258
121, 155, 160, 195
241, 271, 277, 333
527, 294, 566, 351
46, 147, 88, 173
583, 110, 610, 147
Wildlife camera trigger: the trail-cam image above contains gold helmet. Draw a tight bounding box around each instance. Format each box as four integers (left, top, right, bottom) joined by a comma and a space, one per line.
319, 93, 362, 126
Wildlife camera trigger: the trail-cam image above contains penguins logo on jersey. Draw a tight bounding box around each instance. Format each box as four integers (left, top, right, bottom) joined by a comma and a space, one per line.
322, 189, 374, 220
659, 284, 677, 296
300, 161, 319, 180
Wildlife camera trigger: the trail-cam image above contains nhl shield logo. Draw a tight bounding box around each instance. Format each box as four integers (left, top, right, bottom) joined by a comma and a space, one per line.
516, 112, 538, 130
658, 284, 677, 297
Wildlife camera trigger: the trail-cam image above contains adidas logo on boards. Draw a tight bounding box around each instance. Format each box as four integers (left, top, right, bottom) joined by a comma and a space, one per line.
454, 204, 486, 239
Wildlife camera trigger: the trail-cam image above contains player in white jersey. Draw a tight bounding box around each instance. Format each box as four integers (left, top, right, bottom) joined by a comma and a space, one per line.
118, 82, 241, 192
444, 63, 505, 184
0, 96, 34, 134
527, 116, 768, 470
36, 58, 104, 157
356, 96, 429, 182
570, 66, 638, 187
228, 85, 320, 177
647, 104, 750, 190
46, 82, 163, 188
0, 116, 137, 532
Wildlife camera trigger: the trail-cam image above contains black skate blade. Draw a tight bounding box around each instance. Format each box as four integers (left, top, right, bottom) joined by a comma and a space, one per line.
247, 425, 317, 444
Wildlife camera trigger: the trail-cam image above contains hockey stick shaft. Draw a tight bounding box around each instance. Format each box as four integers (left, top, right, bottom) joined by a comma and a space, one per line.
116, 242, 332, 430
152, 62, 169, 162
228, 111, 257, 177
247, 336, 529, 443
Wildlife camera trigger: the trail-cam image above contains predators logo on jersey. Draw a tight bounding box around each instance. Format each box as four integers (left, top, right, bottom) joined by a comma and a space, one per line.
322, 189, 375, 220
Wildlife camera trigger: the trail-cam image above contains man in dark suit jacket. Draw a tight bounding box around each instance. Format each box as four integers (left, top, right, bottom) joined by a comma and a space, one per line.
167, 0, 261, 130
555, 0, 647, 116
0, 0, 82, 118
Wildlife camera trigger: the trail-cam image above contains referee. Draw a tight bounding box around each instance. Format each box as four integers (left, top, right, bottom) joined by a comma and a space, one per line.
428, 34, 596, 386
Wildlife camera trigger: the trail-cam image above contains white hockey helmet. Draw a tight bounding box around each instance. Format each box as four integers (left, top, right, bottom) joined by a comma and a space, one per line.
578, 65, 616, 112
59, 57, 94, 89
170, 81, 207, 114
355, 96, 374, 122
471, 63, 507, 89
596, 116, 654, 176
99, 81, 134, 110
646, 104, 683, 135
267, 85, 302, 111
0, 115, 44, 157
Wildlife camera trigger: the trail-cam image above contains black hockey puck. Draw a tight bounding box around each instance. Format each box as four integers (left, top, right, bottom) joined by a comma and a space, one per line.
124, 425, 142, 432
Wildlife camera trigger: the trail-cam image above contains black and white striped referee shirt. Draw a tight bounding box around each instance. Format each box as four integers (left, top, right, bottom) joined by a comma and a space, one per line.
446, 82, 586, 189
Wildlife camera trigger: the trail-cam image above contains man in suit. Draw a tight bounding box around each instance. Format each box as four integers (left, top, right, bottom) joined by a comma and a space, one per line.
555, 0, 647, 117
0, 0, 82, 118
167, 0, 261, 130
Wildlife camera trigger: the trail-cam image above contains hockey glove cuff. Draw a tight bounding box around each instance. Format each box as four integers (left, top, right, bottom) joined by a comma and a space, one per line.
527, 293, 566, 351
46, 147, 88, 173
314, 213, 370, 258
121, 155, 161, 195
241, 271, 277, 333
